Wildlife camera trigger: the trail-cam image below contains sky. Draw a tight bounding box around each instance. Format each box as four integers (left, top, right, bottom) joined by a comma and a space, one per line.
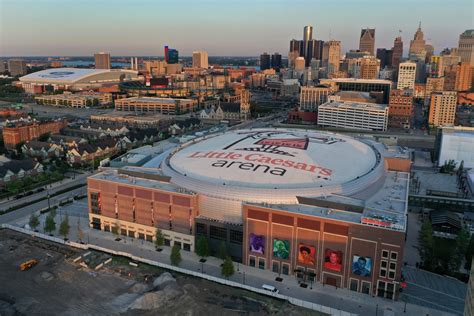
0, 0, 472, 57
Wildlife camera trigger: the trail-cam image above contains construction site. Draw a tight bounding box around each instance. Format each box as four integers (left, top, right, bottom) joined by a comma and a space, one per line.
0, 229, 323, 315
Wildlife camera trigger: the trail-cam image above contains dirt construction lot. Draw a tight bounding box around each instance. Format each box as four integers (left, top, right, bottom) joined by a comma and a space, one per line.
0, 229, 324, 316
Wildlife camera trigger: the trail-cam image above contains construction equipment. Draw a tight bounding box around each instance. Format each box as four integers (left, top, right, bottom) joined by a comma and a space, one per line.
20, 259, 38, 271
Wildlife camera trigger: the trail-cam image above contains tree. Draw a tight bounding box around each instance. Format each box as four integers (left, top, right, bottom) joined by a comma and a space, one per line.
29, 213, 40, 231
195, 234, 209, 258
217, 241, 227, 260
465, 234, 474, 270
452, 229, 470, 271
59, 215, 70, 239
44, 214, 56, 234
170, 245, 182, 266
221, 256, 235, 279
418, 220, 434, 269
155, 228, 164, 248
38, 133, 50, 142
440, 159, 457, 173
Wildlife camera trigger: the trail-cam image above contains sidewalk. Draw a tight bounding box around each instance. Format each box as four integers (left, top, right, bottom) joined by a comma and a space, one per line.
16, 209, 457, 316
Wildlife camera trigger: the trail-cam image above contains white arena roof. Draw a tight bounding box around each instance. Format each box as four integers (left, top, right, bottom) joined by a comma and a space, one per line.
19, 67, 138, 84
162, 129, 384, 204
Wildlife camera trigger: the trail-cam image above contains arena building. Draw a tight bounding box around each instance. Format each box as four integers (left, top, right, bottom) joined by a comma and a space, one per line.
87, 128, 411, 299
19, 68, 140, 94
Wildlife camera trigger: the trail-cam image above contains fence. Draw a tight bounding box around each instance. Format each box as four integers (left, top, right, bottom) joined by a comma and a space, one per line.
1, 224, 356, 316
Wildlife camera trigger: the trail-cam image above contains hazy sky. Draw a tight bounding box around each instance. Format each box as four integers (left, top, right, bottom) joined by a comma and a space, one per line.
0, 0, 472, 57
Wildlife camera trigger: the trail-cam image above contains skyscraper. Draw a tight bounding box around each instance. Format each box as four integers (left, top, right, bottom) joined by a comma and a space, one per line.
454, 62, 473, 91
289, 39, 303, 56
428, 91, 457, 126
376, 48, 393, 68
260, 53, 271, 70
165, 46, 179, 64
303, 25, 313, 65
359, 28, 375, 55
7, 59, 27, 76
458, 30, 474, 66
322, 40, 341, 76
271, 53, 282, 71
360, 56, 381, 79
409, 24, 427, 62
192, 51, 209, 68
392, 36, 404, 68
94, 52, 110, 69
397, 61, 417, 90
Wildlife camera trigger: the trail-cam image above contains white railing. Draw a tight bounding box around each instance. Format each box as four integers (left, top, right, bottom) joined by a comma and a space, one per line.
1, 224, 356, 316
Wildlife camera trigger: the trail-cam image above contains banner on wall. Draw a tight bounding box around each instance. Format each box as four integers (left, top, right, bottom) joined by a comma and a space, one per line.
298, 243, 316, 265
324, 248, 343, 272
249, 233, 265, 254
352, 255, 372, 277
273, 239, 290, 259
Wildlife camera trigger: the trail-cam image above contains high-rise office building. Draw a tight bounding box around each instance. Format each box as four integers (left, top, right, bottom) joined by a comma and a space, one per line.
303, 25, 313, 65
313, 40, 324, 60
7, 59, 27, 76
299, 85, 330, 111
409, 24, 427, 62
260, 52, 271, 70
192, 51, 209, 69
94, 52, 111, 69
289, 39, 303, 56
392, 36, 404, 68
165, 46, 179, 64
425, 77, 445, 105
294, 57, 305, 71
271, 53, 282, 71
376, 48, 393, 69
458, 30, 474, 66
322, 40, 341, 76
397, 61, 417, 90
288, 51, 299, 69
360, 56, 381, 80
454, 62, 473, 91
359, 28, 375, 56
428, 91, 457, 126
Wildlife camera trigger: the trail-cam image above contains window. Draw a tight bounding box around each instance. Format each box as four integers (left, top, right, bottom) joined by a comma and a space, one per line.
174, 241, 182, 249
104, 225, 110, 232
381, 260, 388, 268
209, 225, 227, 241
388, 271, 396, 279
229, 229, 243, 245
389, 262, 396, 270
381, 250, 389, 259
307, 269, 316, 282
390, 251, 398, 261
282, 263, 289, 275
272, 261, 279, 273
138, 233, 145, 240
361, 282, 371, 295
350, 279, 358, 292
164, 238, 171, 246
145, 235, 153, 242
196, 223, 207, 236
183, 243, 191, 251
128, 231, 135, 238
249, 256, 256, 267
377, 281, 386, 298
120, 229, 127, 236
258, 258, 265, 269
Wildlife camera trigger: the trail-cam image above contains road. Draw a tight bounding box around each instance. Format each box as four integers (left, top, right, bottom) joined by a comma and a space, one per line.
0, 186, 87, 225
0, 172, 91, 212
20, 102, 114, 119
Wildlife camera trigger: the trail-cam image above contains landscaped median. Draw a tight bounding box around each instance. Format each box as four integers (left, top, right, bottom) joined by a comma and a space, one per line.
0, 223, 353, 316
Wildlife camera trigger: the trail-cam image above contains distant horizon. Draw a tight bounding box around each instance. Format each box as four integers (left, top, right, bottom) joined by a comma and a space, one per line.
1, 0, 471, 56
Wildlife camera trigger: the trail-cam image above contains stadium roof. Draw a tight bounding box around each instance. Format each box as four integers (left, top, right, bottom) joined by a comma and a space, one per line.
19, 67, 138, 84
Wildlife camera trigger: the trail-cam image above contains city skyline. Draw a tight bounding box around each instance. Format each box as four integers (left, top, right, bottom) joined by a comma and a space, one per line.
0, 0, 472, 57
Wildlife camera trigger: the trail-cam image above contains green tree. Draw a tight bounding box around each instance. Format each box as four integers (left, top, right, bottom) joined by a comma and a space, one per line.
452, 229, 470, 271
59, 215, 70, 239
418, 220, 435, 269
170, 245, 182, 266
465, 234, 474, 270
195, 234, 209, 258
217, 241, 227, 260
221, 256, 235, 279
29, 213, 40, 231
38, 133, 50, 142
155, 228, 164, 248
44, 214, 56, 234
